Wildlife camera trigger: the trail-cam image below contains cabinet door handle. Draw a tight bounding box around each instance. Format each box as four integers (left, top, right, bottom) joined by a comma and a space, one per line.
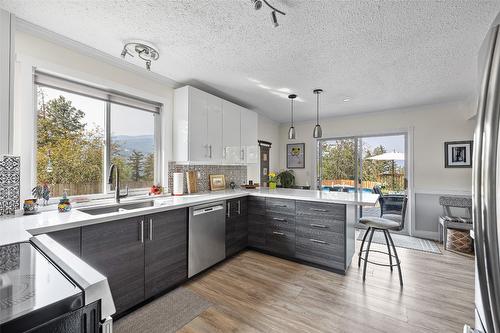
272, 217, 286, 222
223, 147, 227, 159
140, 220, 144, 243
241, 149, 244, 161
272, 231, 285, 236
149, 218, 153, 241
310, 223, 327, 229
237, 200, 241, 215
209, 145, 212, 158
310, 208, 328, 212
310, 238, 327, 244
227, 202, 231, 218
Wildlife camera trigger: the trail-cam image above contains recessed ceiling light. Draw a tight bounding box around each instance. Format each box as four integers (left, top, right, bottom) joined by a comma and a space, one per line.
343, 97, 352, 102
258, 84, 271, 89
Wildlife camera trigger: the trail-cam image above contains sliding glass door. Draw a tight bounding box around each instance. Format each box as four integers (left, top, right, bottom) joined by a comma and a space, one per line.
318, 133, 408, 234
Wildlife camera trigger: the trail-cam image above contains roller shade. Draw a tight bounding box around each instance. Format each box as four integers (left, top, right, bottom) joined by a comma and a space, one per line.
34, 70, 162, 114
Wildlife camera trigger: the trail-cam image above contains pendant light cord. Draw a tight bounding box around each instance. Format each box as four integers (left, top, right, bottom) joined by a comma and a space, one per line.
291, 99, 294, 127
316, 93, 319, 125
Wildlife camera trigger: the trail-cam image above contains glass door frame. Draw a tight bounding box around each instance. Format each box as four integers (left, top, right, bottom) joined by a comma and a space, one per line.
316, 131, 410, 235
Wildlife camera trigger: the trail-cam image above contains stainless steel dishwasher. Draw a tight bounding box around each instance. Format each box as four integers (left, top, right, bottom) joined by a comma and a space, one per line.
188, 201, 226, 277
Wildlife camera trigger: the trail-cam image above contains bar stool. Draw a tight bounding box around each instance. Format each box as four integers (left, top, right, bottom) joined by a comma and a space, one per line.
358, 196, 407, 287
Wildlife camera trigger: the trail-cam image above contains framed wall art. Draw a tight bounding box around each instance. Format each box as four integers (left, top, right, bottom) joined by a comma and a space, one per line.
286, 143, 305, 169
444, 140, 473, 168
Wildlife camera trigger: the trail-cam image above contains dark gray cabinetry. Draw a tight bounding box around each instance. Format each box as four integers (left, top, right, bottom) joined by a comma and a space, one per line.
265, 198, 296, 257
247, 196, 266, 249
226, 197, 248, 257
47, 227, 81, 257
81, 216, 145, 314
295, 201, 346, 270
145, 209, 187, 299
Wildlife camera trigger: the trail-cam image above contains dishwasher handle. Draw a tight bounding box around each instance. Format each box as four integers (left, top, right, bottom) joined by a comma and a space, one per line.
192, 204, 224, 216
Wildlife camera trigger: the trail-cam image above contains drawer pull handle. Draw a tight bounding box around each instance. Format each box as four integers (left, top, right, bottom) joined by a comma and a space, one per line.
310, 223, 327, 228
272, 204, 287, 208
272, 217, 286, 222
273, 231, 285, 236
310, 238, 327, 244
310, 208, 327, 212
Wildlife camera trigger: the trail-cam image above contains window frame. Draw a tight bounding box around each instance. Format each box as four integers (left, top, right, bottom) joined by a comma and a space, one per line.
34, 73, 162, 201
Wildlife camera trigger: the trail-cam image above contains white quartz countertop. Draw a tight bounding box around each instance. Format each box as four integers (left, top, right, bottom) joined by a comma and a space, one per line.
0, 188, 379, 246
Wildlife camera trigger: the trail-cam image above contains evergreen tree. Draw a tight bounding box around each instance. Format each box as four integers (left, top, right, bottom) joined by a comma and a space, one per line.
143, 153, 155, 181
128, 150, 145, 181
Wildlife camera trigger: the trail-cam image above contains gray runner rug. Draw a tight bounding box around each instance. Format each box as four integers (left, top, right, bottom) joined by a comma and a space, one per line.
357, 229, 441, 254
114, 287, 212, 333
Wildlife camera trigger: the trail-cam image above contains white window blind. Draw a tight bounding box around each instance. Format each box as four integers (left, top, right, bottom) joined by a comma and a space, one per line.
34, 70, 162, 114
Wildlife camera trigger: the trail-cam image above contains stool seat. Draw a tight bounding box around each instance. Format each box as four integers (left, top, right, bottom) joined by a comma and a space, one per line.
359, 217, 400, 230
382, 214, 402, 224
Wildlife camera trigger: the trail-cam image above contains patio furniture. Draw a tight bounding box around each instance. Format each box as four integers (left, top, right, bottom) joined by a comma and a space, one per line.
358, 196, 407, 287
438, 196, 473, 251
373, 185, 406, 222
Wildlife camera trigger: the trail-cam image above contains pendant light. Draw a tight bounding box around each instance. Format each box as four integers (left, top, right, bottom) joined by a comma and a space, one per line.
313, 89, 323, 138
288, 94, 297, 140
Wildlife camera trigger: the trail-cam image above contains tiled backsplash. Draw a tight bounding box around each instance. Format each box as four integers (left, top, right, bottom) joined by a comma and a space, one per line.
0, 155, 20, 216
167, 162, 247, 193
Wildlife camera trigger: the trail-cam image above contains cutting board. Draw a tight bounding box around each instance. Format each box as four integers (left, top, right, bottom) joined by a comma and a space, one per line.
186, 171, 198, 194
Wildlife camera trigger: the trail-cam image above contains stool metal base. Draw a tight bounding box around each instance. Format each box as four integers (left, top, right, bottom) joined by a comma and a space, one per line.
358, 227, 403, 286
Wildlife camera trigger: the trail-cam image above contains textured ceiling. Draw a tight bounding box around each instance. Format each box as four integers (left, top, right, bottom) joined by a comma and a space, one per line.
1, 0, 499, 123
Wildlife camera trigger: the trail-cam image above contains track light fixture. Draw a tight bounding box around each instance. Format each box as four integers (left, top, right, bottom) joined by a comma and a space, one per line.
120, 41, 159, 71
252, 0, 285, 27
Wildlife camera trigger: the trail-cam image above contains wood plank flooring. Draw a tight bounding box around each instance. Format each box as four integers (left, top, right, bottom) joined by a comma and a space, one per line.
180, 241, 474, 332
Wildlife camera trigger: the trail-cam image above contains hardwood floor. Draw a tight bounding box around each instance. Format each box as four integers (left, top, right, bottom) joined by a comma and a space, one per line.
180, 240, 474, 333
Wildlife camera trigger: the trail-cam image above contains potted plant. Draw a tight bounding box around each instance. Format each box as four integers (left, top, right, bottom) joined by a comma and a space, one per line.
268, 172, 277, 189
277, 170, 295, 188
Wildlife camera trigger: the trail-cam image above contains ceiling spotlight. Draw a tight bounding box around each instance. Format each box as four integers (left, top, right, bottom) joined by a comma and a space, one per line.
252, 0, 262, 10
271, 11, 279, 27
252, 0, 285, 27
120, 41, 159, 71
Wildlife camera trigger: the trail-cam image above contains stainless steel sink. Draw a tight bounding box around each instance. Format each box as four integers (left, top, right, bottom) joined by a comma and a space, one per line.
79, 200, 155, 216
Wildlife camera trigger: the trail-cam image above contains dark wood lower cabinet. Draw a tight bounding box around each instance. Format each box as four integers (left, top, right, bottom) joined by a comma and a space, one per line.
248, 196, 266, 249
81, 216, 146, 315
145, 209, 187, 299
226, 197, 248, 257
47, 227, 81, 257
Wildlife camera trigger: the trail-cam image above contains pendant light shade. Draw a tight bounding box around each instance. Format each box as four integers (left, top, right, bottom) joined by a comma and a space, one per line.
288, 94, 297, 140
313, 89, 323, 138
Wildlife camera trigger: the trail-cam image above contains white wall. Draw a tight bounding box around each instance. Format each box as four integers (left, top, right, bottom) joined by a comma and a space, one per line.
258, 114, 281, 173
278, 100, 476, 239
13, 30, 175, 200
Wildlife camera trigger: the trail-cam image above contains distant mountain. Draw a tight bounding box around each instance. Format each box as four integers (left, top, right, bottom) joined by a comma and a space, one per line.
112, 135, 154, 157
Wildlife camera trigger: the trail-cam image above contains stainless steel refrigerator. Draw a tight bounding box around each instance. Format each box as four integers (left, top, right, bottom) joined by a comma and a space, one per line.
467, 13, 500, 333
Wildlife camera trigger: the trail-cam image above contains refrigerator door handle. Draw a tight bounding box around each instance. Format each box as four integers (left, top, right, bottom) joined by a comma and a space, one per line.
474, 23, 500, 333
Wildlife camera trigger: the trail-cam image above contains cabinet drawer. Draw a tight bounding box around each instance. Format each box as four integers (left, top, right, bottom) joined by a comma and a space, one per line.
296, 201, 345, 220
266, 198, 295, 215
267, 214, 295, 232
295, 235, 345, 270
296, 216, 344, 233
266, 229, 295, 257
295, 226, 344, 245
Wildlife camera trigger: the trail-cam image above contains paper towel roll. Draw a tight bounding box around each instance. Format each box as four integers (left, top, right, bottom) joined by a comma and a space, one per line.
173, 172, 184, 196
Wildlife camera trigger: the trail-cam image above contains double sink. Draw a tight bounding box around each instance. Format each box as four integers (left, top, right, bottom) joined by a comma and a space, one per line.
79, 200, 156, 216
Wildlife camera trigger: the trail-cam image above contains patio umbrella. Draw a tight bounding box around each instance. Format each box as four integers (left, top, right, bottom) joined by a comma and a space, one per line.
366, 152, 405, 190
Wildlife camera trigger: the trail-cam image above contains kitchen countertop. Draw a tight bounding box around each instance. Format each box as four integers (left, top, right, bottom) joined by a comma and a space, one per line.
0, 188, 379, 247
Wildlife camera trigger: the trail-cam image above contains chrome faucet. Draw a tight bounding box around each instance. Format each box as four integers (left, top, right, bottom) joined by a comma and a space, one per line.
108, 164, 129, 203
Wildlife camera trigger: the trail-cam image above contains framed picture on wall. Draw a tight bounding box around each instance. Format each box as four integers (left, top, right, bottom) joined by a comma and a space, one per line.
287, 143, 305, 169
444, 140, 473, 168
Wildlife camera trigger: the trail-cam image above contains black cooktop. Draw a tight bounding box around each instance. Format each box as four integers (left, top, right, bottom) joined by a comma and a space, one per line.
0, 242, 83, 332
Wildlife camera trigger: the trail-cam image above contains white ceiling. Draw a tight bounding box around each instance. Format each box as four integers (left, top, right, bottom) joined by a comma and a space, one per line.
1, 0, 500, 123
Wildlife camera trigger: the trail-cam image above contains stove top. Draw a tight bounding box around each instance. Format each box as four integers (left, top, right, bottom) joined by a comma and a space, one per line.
0, 242, 83, 330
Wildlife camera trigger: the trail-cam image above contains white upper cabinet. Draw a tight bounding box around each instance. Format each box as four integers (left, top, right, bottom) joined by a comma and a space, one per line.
222, 101, 241, 164
241, 109, 258, 164
174, 85, 257, 164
